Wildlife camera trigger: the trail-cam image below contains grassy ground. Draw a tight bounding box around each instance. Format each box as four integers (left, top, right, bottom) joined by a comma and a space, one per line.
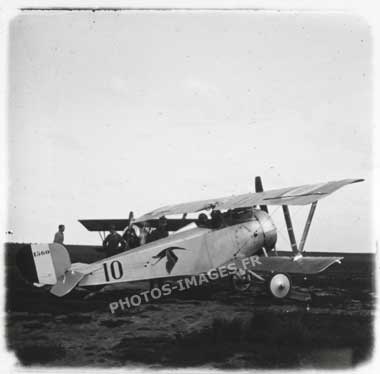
4, 243, 375, 368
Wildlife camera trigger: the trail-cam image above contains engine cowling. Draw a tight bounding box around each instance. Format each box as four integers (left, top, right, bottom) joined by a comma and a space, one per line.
231, 208, 277, 258
252, 209, 277, 251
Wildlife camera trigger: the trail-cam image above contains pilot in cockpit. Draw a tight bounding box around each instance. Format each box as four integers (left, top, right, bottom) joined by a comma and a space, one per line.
103, 225, 126, 257
210, 209, 224, 229
122, 225, 140, 250
197, 213, 209, 228
197, 210, 227, 229
146, 216, 169, 243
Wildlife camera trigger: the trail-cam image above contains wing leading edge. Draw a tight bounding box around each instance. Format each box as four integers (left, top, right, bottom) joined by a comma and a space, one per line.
136, 178, 363, 222
79, 218, 198, 232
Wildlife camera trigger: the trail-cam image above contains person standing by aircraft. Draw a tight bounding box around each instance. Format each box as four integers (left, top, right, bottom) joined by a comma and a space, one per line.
103, 225, 126, 257
53, 224, 65, 244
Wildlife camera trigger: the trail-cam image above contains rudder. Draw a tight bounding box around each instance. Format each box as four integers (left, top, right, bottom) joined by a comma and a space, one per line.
16, 243, 71, 285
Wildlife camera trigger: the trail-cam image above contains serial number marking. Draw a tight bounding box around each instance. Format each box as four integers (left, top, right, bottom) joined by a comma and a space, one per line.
33, 250, 50, 257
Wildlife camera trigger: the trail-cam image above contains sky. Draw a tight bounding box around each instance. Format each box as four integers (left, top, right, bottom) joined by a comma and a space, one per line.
6, 10, 373, 252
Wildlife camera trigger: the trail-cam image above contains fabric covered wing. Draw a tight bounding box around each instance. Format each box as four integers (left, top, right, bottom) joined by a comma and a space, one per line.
229, 255, 343, 275
79, 219, 131, 232
79, 218, 198, 232
136, 179, 363, 221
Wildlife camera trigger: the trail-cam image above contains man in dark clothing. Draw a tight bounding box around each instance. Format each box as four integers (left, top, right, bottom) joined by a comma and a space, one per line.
103, 225, 126, 257
210, 210, 224, 229
197, 213, 209, 228
146, 216, 169, 243
53, 224, 65, 244
122, 226, 140, 250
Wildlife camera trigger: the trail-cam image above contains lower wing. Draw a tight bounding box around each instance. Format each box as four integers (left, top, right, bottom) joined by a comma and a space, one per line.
228, 255, 343, 275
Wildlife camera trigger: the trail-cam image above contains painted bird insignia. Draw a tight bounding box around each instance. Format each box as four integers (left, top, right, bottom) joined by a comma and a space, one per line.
151, 246, 187, 274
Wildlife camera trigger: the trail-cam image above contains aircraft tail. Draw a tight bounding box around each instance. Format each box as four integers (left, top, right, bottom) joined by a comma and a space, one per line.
16, 243, 72, 286
16, 243, 91, 297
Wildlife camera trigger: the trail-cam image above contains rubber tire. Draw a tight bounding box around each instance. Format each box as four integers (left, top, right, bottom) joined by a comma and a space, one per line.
267, 272, 292, 299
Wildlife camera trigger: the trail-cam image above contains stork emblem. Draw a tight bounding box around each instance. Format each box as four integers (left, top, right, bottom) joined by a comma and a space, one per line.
150, 247, 187, 274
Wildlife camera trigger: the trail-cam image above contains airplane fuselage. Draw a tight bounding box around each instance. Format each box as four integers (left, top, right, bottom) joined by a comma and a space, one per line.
78, 209, 277, 287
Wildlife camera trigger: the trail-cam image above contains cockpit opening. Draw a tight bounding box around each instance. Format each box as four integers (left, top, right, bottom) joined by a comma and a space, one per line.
196, 207, 255, 229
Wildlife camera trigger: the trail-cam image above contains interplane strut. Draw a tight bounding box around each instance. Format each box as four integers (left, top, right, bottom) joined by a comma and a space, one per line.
282, 201, 318, 255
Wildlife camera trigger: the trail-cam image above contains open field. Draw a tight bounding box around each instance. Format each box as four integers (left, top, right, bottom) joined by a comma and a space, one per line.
5, 243, 376, 368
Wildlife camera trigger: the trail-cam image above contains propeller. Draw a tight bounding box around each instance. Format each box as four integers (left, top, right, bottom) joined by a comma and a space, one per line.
255, 176, 268, 213
127, 211, 134, 230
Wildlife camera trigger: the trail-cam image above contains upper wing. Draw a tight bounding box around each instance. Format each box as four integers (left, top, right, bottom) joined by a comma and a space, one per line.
79, 219, 131, 232
136, 178, 363, 222
79, 218, 198, 232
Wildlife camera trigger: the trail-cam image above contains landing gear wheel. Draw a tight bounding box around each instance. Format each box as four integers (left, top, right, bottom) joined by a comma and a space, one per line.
232, 270, 252, 292
267, 273, 291, 299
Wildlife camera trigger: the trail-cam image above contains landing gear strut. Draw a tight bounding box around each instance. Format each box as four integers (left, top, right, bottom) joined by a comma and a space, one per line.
231, 269, 252, 291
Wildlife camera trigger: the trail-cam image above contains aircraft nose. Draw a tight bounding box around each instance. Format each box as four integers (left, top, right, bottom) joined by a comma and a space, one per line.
15, 244, 39, 284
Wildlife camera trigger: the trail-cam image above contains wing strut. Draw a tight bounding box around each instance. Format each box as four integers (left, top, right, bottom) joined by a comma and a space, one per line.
298, 201, 318, 253
282, 205, 298, 254
282, 201, 318, 255
98, 231, 106, 242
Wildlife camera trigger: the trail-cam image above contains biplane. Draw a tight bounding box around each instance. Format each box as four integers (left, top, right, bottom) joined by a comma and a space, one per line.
16, 177, 363, 299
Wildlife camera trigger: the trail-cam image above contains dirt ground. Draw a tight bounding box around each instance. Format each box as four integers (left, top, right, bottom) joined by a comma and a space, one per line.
5, 244, 376, 369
